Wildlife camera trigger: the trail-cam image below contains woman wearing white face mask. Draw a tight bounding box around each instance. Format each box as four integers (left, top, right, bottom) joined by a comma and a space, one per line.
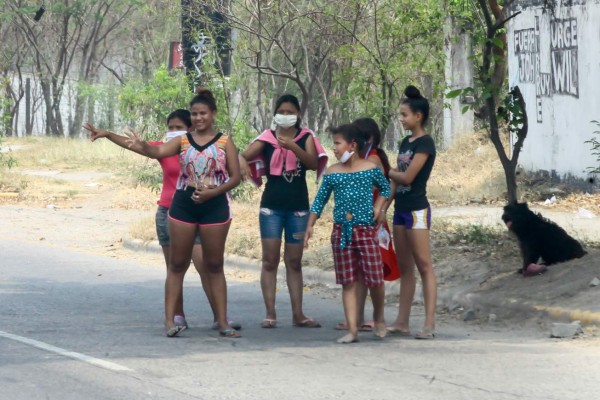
240, 94, 327, 329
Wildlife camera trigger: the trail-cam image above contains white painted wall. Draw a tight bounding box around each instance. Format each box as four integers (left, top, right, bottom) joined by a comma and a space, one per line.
507, 0, 600, 180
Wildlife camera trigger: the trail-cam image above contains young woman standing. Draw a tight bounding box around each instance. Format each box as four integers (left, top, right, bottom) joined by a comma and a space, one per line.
387, 86, 437, 339
240, 94, 325, 329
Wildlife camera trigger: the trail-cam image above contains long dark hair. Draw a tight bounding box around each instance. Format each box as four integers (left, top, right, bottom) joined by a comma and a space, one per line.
353, 117, 391, 175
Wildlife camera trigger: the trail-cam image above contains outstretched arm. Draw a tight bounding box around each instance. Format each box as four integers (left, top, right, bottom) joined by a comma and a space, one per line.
83, 122, 180, 159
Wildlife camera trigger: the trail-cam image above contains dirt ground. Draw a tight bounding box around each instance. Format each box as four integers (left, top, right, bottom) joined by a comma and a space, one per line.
2, 139, 600, 328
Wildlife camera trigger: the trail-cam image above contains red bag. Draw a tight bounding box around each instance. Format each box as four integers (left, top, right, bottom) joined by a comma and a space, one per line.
378, 222, 400, 281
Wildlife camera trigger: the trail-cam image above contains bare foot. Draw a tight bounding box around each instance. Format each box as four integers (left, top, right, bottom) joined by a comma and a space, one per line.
337, 333, 359, 344
374, 322, 387, 339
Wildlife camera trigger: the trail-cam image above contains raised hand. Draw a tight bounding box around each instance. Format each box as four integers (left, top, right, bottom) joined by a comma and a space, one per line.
124, 129, 145, 153
83, 122, 108, 142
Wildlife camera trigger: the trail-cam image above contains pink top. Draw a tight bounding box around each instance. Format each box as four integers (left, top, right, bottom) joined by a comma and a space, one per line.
247, 128, 328, 187
149, 141, 179, 208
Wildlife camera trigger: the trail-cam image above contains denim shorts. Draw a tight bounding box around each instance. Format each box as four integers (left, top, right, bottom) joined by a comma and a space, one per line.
258, 208, 309, 244
155, 205, 201, 246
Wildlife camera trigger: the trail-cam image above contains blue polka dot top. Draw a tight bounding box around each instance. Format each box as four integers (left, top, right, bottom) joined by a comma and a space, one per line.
310, 167, 391, 248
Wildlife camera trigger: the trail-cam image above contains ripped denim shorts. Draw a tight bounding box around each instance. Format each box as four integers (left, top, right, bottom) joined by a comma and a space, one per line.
258, 208, 309, 244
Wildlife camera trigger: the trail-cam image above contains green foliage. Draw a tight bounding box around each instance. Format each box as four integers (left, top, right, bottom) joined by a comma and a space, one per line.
0, 137, 16, 169
131, 159, 162, 194
585, 120, 600, 174
117, 65, 193, 140
436, 220, 504, 246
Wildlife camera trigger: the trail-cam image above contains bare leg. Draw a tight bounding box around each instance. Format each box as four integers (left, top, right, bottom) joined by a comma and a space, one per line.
407, 229, 436, 331
261, 239, 281, 322
338, 282, 360, 343
191, 244, 217, 319
284, 243, 312, 323
389, 226, 415, 333
369, 284, 386, 338
165, 221, 196, 331
161, 245, 184, 317
199, 222, 237, 334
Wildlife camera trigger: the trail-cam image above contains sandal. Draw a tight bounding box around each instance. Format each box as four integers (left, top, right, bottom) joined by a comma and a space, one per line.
335, 322, 348, 330
211, 319, 242, 331
293, 318, 321, 328
337, 333, 360, 344
260, 318, 277, 329
414, 328, 436, 340
358, 320, 375, 332
219, 329, 242, 338
166, 325, 186, 338
387, 327, 411, 336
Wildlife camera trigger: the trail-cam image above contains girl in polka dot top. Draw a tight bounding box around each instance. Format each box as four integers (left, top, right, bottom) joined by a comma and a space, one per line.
305, 124, 390, 344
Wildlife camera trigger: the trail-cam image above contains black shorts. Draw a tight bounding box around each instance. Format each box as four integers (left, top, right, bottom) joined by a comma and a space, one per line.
168, 188, 231, 226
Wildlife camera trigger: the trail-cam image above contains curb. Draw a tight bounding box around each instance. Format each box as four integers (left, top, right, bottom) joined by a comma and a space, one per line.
122, 238, 599, 326
122, 237, 401, 293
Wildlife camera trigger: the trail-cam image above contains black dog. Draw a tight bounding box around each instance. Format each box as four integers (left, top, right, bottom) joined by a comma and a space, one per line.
501, 202, 587, 274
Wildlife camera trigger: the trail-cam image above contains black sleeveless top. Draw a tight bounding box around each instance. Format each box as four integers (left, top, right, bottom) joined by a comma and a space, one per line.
260, 129, 310, 211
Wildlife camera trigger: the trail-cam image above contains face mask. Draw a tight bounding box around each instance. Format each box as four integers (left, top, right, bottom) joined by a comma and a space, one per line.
339, 150, 354, 163
273, 114, 298, 128
166, 130, 187, 141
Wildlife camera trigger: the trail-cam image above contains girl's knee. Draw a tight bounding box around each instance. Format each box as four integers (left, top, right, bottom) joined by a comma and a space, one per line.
169, 259, 190, 273
262, 258, 279, 273
284, 256, 302, 272
205, 259, 224, 273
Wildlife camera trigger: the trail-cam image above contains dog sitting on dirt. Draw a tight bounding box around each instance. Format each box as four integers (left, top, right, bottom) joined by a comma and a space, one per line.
501, 202, 587, 276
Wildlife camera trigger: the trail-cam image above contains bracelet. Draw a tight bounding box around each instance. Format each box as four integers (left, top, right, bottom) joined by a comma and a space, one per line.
379, 209, 387, 214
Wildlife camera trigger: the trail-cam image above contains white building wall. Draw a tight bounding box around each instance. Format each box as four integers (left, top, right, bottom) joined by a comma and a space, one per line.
507, 0, 599, 180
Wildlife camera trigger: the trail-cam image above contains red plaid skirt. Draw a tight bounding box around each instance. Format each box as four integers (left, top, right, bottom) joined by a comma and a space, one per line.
330, 224, 384, 287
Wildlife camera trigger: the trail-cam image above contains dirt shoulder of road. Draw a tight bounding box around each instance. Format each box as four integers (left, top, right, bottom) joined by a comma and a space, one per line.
2, 166, 600, 328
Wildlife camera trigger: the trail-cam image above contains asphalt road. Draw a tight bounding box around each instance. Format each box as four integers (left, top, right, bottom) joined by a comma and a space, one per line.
1, 239, 600, 400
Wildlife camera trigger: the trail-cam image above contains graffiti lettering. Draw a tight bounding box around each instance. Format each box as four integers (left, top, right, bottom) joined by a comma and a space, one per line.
552, 49, 578, 97
536, 73, 552, 96
514, 16, 579, 102
551, 19, 578, 50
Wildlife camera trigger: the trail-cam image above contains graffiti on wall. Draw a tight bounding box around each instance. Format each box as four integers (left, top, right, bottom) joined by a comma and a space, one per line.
514, 15, 579, 122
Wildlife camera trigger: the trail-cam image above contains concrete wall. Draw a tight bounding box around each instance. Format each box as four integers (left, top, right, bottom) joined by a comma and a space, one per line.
443, 17, 475, 149
507, 0, 600, 180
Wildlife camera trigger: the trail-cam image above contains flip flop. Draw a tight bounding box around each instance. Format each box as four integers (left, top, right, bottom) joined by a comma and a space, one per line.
260, 318, 277, 328
387, 327, 411, 336
358, 320, 375, 332
414, 328, 436, 340
166, 325, 186, 338
335, 322, 348, 330
337, 333, 360, 344
219, 329, 242, 338
293, 318, 321, 328
212, 319, 242, 331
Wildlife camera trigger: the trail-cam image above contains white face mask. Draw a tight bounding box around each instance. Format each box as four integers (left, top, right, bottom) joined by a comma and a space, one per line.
273, 114, 298, 128
166, 130, 187, 141
339, 150, 354, 163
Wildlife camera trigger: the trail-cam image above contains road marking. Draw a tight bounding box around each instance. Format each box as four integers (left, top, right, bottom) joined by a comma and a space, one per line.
0, 330, 132, 372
